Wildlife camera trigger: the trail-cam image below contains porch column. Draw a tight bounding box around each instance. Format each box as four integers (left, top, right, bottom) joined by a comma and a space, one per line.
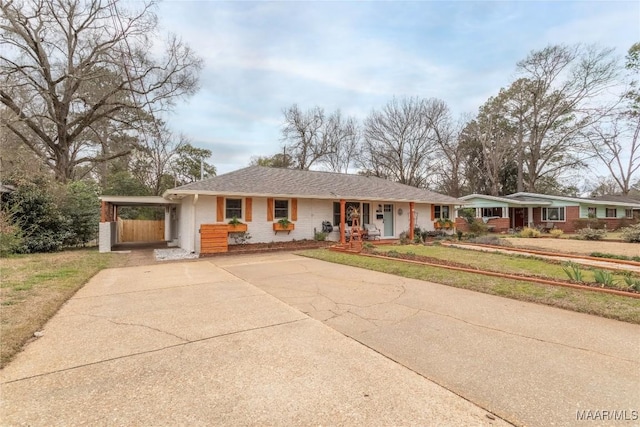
409, 202, 415, 241
528, 207, 533, 227
100, 201, 108, 222
340, 199, 346, 244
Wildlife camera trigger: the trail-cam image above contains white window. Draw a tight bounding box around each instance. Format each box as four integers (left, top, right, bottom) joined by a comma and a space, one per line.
225, 199, 242, 219
542, 207, 565, 222
274, 199, 289, 219
626, 209, 634, 219
587, 207, 597, 218
481, 207, 503, 217
605, 208, 617, 218
434, 205, 450, 219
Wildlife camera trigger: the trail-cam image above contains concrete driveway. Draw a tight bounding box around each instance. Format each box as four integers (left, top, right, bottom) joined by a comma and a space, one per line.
1, 257, 505, 426
210, 253, 640, 427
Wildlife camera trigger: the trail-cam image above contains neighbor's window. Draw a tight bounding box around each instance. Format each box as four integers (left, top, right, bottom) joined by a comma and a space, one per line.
542, 207, 565, 221
587, 207, 597, 218
434, 205, 450, 220
605, 208, 617, 218
626, 209, 634, 219
225, 198, 242, 219
481, 207, 503, 217
274, 199, 289, 219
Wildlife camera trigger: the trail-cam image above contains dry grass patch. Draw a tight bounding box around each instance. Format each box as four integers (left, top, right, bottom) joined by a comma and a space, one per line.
299, 249, 640, 324
0, 249, 126, 367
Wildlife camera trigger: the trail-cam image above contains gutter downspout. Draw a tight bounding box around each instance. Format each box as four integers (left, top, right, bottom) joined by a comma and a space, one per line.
192, 194, 199, 253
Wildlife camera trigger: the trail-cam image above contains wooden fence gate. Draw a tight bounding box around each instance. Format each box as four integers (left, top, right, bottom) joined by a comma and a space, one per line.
118, 220, 165, 243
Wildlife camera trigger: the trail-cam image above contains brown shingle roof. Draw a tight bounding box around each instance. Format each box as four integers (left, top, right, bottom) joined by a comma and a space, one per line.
165, 166, 461, 204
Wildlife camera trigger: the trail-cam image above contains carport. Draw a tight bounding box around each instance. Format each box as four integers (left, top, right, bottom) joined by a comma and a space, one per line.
98, 196, 180, 253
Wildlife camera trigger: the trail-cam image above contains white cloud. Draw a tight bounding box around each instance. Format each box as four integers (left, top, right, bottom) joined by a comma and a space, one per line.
157, 0, 640, 174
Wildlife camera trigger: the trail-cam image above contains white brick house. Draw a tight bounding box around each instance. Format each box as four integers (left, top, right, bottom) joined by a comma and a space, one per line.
161, 166, 462, 254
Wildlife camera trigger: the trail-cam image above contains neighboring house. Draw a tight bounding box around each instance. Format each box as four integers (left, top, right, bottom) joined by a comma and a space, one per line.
457, 192, 640, 233
99, 166, 462, 254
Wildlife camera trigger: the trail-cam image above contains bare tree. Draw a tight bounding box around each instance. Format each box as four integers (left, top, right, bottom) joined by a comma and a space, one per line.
281, 105, 359, 171
585, 115, 639, 195
321, 111, 359, 173
129, 120, 184, 196
425, 101, 466, 197
361, 97, 438, 188
0, 0, 203, 182
281, 105, 328, 170
510, 44, 619, 191
584, 44, 640, 195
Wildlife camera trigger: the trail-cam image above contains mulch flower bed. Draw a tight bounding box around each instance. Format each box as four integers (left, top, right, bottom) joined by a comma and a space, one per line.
226, 240, 332, 254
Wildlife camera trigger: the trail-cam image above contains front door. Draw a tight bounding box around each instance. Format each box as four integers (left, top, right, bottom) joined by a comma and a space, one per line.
512, 208, 526, 228
383, 204, 394, 237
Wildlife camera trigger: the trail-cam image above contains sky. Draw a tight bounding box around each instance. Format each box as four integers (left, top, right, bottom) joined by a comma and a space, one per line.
155, 1, 640, 176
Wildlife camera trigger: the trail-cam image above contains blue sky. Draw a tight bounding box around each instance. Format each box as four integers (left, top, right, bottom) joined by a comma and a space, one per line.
156, 1, 640, 175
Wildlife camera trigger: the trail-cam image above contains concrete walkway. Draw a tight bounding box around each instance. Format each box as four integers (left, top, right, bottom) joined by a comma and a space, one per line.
1, 259, 504, 426
211, 253, 640, 427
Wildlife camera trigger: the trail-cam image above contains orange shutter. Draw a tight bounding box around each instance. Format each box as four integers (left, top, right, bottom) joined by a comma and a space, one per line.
291, 198, 298, 221
217, 197, 224, 222
245, 198, 252, 222
431, 204, 435, 221
267, 198, 274, 221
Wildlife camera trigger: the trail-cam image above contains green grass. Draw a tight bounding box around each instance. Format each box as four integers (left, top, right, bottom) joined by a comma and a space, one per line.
373, 245, 636, 290
299, 249, 640, 325
0, 249, 126, 368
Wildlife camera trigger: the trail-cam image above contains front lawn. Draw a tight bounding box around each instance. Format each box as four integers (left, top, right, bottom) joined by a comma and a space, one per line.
374, 244, 637, 291
299, 249, 640, 324
0, 249, 126, 367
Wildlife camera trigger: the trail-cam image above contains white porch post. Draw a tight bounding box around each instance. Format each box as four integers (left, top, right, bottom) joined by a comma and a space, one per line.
528, 207, 533, 227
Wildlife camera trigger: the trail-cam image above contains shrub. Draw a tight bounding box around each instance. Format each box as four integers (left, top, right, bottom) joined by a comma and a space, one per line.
3, 181, 70, 253
230, 231, 251, 244
59, 181, 99, 247
314, 231, 327, 241
0, 211, 24, 256
519, 227, 541, 238
468, 219, 488, 235
572, 218, 606, 230
467, 236, 513, 247
620, 224, 640, 243
549, 229, 564, 238
590, 252, 640, 262
458, 208, 476, 224
399, 231, 410, 245
576, 228, 606, 241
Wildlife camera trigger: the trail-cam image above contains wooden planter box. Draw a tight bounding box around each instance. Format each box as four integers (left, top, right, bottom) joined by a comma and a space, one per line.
227, 223, 248, 232
273, 222, 295, 233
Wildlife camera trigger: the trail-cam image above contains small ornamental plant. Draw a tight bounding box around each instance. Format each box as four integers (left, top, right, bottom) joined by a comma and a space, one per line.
519, 227, 541, 238
549, 229, 564, 238
277, 218, 292, 228
228, 216, 243, 226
